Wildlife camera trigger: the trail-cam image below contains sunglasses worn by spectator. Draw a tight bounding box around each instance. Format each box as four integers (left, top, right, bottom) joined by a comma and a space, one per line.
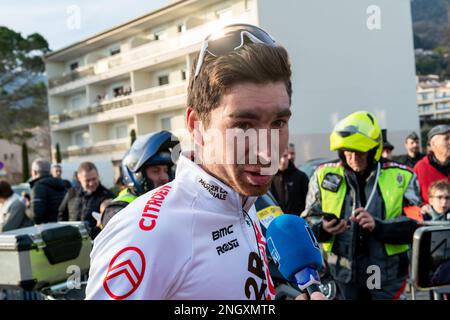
194, 24, 276, 78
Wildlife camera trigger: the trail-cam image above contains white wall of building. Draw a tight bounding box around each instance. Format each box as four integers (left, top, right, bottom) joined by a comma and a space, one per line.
257, 0, 419, 163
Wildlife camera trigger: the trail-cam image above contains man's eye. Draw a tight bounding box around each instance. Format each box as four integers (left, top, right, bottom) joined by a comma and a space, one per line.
272, 120, 287, 129
234, 122, 251, 130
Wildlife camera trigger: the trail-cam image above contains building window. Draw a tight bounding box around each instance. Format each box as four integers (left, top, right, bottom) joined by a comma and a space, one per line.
216, 7, 233, 20
177, 24, 186, 33
113, 86, 124, 98
114, 123, 128, 139
110, 47, 121, 56
158, 75, 169, 86
70, 62, 79, 71
71, 95, 83, 111
437, 103, 449, 110
181, 70, 186, 81
4, 154, 7, 161
73, 131, 85, 146
153, 31, 168, 41
161, 117, 171, 131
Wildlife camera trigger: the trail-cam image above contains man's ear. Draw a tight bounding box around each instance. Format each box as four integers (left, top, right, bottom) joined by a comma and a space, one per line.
186, 107, 204, 146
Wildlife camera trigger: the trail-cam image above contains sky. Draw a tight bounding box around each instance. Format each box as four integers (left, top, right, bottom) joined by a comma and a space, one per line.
0, 0, 170, 51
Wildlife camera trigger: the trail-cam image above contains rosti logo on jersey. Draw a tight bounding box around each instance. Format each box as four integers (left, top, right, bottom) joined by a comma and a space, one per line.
103, 247, 146, 300
139, 185, 172, 231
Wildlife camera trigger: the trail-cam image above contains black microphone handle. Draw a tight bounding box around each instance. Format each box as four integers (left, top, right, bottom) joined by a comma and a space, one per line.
306, 283, 321, 298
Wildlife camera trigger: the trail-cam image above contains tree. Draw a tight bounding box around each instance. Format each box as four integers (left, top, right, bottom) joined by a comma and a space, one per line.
130, 129, 137, 146
0, 26, 50, 144
22, 142, 30, 182
55, 143, 62, 163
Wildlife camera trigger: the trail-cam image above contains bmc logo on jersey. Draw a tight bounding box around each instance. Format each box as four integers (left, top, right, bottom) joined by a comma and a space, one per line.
103, 247, 146, 300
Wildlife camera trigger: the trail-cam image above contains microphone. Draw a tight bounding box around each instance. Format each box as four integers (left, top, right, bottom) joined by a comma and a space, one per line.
266, 214, 323, 297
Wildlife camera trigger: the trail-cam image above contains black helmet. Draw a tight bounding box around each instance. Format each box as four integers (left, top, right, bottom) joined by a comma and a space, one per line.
121, 131, 179, 195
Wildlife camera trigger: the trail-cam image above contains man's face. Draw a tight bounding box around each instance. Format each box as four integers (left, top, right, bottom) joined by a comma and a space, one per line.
77, 169, 100, 194
343, 150, 369, 173
287, 146, 295, 163
429, 190, 450, 215
430, 132, 450, 162
405, 138, 420, 156
279, 149, 289, 172
144, 165, 170, 188
51, 167, 62, 179
196, 81, 291, 197
382, 148, 393, 160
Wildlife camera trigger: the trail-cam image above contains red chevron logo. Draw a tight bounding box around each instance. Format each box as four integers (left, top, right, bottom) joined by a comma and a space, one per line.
103, 247, 146, 300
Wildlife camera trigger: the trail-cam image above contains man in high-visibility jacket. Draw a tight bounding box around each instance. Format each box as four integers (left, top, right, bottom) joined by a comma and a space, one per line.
100, 130, 179, 228
302, 111, 422, 300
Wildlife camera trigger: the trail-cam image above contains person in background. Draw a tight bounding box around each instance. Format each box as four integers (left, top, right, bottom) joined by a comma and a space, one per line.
288, 143, 296, 165
58, 161, 115, 239
381, 129, 394, 160
422, 180, 450, 221
100, 131, 178, 229
393, 132, 425, 169
303, 111, 422, 300
29, 158, 67, 224
51, 164, 72, 190
0, 180, 32, 232
271, 147, 309, 215
414, 124, 450, 204
71, 171, 80, 189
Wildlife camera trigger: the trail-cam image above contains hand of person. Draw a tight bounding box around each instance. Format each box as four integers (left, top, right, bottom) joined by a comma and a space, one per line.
350, 208, 375, 232
322, 218, 349, 235
296, 291, 327, 300
420, 204, 431, 216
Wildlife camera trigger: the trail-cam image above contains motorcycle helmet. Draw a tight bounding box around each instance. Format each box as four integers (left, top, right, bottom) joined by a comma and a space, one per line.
330, 111, 383, 161
121, 130, 179, 195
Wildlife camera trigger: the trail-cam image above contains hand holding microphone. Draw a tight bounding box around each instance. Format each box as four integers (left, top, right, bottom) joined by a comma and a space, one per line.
266, 214, 327, 300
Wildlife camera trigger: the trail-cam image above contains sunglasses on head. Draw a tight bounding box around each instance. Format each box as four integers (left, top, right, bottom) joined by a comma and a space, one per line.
194, 23, 276, 78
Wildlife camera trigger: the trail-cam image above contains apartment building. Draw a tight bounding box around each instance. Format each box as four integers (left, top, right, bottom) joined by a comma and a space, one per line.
46, 0, 419, 185
417, 75, 450, 121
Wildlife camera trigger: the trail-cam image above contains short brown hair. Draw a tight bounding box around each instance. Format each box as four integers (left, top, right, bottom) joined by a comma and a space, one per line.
78, 162, 98, 174
0, 180, 13, 199
428, 180, 450, 199
187, 43, 292, 124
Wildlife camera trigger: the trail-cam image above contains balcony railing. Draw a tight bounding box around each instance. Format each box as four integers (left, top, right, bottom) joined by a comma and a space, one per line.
62, 140, 129, 158
47, 22, 212, 90
48, 65, 95, 89
50, 82, 186, 125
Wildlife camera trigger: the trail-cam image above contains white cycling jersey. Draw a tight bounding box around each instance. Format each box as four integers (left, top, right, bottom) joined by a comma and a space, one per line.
85, 153, 276, 300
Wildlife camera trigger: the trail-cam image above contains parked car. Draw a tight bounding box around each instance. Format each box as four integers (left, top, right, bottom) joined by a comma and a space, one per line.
11, 183, 31, 197
298, 158, 337, 179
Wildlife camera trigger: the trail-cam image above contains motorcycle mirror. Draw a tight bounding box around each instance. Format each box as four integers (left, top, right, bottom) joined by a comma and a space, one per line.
411, 224, 450, 291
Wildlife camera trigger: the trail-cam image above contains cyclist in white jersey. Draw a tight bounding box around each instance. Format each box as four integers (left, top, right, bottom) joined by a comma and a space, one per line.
86, 23, 325, 300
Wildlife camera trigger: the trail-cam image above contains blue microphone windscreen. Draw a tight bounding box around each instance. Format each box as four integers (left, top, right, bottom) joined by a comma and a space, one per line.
266, 215, 323, 282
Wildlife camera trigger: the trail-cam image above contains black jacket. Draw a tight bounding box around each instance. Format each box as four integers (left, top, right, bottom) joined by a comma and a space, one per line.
393, 153, 425, 169
30, 175, 67, 224
270, 162, 309, 215
58, 184, 115, 238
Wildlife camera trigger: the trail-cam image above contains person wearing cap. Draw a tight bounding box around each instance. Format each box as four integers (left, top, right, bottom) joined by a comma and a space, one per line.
414, 124, 450, 204
393, 132, 425, 169
381, 129, 394, 160
302, 111, 422, 300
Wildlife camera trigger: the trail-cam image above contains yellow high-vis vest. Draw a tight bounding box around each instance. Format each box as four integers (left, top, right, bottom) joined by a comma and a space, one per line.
317, 163, 412, 256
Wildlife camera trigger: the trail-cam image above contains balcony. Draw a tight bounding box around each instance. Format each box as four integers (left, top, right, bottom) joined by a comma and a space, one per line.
47, 22, 212, 90
48, 65, 95, 89
49, 82, 186, 125
62, 139, 129, 158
